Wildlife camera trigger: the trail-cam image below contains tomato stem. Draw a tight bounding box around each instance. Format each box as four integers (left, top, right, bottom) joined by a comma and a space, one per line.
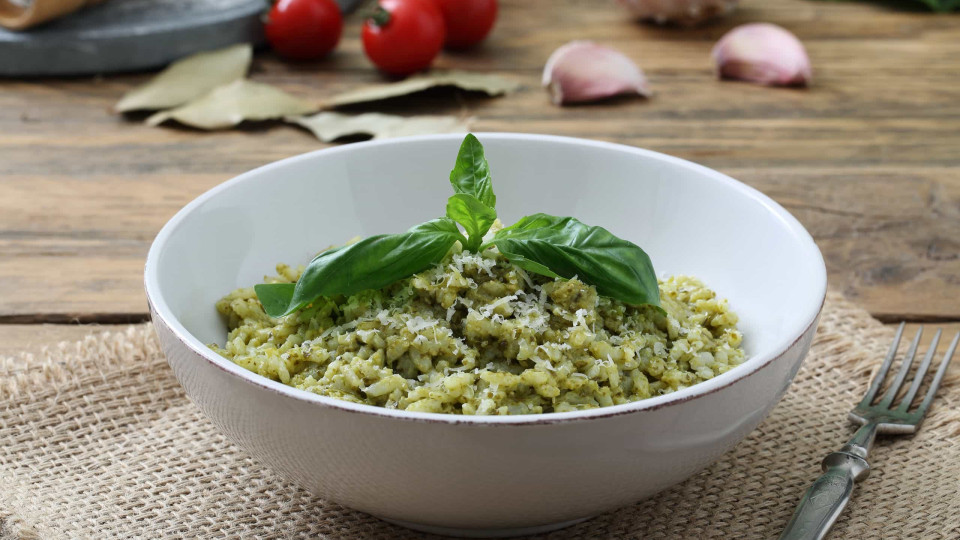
367, 5, 391, 27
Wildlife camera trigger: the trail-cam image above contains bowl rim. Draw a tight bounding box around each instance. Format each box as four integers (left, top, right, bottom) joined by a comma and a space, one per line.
145, 132, 827, 426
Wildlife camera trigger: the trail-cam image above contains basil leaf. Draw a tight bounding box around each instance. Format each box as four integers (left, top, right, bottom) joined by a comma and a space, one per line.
493, 213, 560, 238
256, 218, 463, 317
409, 216, 468, 239
492, 213, 661, 307
253, 282, 296, 317
445, 193, 496, 252
449, 133, 496, 209
498, 252, 558, 279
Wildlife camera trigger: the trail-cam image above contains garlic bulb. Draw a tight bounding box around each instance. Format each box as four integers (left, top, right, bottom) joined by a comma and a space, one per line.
617, 0, 739, 26
712, 23, 812, 86
542, 41, 651, 105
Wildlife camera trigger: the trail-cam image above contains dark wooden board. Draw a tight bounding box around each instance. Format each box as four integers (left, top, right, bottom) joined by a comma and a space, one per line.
0, 0, 362, 76
0, 0, 264, 76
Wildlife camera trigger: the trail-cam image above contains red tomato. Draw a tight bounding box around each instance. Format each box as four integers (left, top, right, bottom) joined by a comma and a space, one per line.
434, 0, 497, 49
362, 0, 446, 76
265, 0, 343, 61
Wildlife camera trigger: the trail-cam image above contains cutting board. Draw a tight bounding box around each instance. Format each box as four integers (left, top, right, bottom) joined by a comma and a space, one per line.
0, 0, 363, 76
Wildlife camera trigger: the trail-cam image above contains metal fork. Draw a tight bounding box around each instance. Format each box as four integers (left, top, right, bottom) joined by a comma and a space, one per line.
778, 323, 959, 540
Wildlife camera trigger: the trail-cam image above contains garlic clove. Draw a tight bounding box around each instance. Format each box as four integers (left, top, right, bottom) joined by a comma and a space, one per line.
712, 23, 812, 87
617, 0, 739, 26
542, 41, 652, 105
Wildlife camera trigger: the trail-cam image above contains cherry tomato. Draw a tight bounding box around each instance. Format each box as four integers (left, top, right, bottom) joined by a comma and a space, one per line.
433, 0, 497, 49
265, 0, 343, 61
362, 0, 446, 76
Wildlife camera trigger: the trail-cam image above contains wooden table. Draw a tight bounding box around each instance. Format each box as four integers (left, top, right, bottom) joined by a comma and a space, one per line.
2, 0, 959, 356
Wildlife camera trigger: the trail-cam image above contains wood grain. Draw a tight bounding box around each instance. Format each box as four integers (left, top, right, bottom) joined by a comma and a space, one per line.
900, 323, 960, 357
0, 324, 132, 358
1, 0, 959, 342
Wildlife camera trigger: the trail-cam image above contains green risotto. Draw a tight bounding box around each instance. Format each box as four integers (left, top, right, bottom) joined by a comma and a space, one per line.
212, 245, 744, 415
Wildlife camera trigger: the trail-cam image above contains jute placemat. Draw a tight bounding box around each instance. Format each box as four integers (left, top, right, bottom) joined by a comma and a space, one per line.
1, 291, 958, 539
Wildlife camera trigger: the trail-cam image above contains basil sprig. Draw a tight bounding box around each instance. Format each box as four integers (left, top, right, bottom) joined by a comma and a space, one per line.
254, 133, 661, 317
255, 219, 464, 317
486, 214, 660, 307
446, 193, 496, 252
449, 134, 496, 208
444, 134, 499, 251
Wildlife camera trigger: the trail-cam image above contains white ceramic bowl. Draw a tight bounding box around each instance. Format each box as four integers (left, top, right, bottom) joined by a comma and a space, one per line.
145, 133, 826, 537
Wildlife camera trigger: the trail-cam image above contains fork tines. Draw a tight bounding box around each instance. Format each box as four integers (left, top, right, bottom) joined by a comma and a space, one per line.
859, 322, 959, 417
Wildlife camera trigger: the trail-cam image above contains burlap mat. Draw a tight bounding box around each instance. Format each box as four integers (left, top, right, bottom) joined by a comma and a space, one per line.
1, 292, 958, 539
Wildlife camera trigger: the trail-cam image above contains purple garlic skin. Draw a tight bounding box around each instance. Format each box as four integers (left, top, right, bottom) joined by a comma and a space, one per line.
618, 0, 739, 26
712, 23, 812, 87
542, 41, 651, 106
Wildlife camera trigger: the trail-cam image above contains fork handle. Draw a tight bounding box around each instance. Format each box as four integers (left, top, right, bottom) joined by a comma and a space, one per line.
777, 451, 870, 540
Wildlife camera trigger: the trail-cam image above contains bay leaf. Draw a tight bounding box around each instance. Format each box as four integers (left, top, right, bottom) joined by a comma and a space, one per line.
288, 112, 471, 141
116, 44, 252, 113
147, 80, 318, 130
324, 70, 520, 108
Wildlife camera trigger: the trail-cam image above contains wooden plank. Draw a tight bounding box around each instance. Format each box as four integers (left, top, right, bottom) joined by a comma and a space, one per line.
1, 0, 959, 321
897, 324, 960, 356
3, 165, 958, 319
0, 324, 132, 358
0, 254, 147, 318
4, 107, 960, 174
731, 167, 960, 322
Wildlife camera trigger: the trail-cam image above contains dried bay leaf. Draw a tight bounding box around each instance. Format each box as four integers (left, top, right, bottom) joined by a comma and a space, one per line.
324, 70, 520, 108
116, 44, 252, 113
147, 80, 318, 130
288, 112, 471, 141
